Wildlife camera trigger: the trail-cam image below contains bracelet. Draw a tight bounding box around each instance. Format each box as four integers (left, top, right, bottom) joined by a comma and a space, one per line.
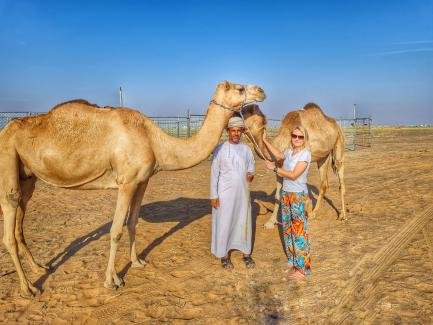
273, 166, 278, 173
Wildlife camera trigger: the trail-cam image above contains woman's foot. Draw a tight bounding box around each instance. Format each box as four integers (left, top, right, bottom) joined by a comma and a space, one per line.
221, 257, 234, 270
286, 268, 306, 280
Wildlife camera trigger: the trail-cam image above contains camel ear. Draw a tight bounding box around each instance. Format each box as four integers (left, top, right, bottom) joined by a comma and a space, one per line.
224, 80, 231, 90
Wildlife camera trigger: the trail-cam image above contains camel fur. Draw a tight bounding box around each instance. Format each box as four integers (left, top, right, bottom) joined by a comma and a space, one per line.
242, 103, 346, 228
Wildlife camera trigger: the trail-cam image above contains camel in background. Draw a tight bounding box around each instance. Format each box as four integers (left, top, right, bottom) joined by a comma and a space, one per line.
242, 103, 346, 228
0, 81, 266, 297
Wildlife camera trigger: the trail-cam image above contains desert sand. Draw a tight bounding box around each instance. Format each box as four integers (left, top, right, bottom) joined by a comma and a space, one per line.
1, 127, 432, 324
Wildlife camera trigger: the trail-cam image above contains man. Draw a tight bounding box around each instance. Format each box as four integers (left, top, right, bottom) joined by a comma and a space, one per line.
210, 116, 256, 270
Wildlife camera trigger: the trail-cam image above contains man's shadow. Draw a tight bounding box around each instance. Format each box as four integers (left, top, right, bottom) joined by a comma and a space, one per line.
35, 192, 268, 290
120, 191, 269, 276
34, 197, 212, 291
119, 197, 211, 277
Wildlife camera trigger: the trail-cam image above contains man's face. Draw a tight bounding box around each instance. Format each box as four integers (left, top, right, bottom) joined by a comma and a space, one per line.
228, 127, 243, 144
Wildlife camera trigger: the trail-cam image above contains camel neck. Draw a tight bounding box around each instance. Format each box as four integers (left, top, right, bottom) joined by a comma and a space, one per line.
150, 104, 232, 171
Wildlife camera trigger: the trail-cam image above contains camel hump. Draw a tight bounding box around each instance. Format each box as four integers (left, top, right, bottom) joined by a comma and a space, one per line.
303, 102, 323, 112
51, 99, 101, 111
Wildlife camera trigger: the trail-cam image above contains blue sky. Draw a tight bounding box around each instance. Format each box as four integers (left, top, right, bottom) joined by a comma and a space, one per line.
1, 0, 432, 125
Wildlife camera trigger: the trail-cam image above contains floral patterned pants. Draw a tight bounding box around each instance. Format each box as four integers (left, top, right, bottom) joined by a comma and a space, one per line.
281, 190, 311, 275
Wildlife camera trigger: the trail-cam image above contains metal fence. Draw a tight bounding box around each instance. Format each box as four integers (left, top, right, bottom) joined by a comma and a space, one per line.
151, 114, 206, 138
337, 117, 372, 150
0, 112, 372, 150
0, 112, 40, 129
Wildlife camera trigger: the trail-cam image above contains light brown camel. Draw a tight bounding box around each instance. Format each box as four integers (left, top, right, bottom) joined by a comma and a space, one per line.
241, 103, 346, 228
0, 81, 266, 297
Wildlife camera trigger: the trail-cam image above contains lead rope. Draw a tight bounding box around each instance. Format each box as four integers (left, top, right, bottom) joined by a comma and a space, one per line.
211, 89, 266, 242
238, 110, 267, 159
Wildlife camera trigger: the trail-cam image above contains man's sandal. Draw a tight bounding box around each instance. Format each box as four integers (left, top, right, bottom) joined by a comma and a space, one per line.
243, 256, 256, 269
221, 257, 234, 270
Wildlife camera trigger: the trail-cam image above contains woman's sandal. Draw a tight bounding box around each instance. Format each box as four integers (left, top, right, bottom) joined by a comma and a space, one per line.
221, 257, 234, 270
243, 256, 256, 269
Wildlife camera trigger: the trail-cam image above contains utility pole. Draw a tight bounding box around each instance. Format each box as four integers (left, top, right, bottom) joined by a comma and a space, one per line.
119, 87, 124, 107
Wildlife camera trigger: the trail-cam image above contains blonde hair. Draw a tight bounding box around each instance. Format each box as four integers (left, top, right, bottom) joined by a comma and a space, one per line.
291, 125, 310, 150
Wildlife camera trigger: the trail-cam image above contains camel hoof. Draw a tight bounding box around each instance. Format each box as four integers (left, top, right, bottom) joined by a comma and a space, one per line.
20, 284, 40, 299
264, 221, 275, 230
131, 258, 147, 268
104, 280, 117, 290
115, 277, 125, 288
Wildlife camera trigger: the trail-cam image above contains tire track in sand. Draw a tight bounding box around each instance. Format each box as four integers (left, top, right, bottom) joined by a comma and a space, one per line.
422, 221, 433, 261
329, 205, 433, 324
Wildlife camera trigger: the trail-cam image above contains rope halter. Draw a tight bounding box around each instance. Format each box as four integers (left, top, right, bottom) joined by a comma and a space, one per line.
209, 85, 267, 159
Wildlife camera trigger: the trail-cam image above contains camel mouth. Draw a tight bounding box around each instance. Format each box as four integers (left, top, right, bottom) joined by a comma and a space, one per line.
255, 92, 266, 102
246, 86, 266, 103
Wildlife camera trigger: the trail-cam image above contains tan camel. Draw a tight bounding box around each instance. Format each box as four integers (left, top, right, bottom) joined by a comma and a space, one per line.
0, 81, 265, 297
242, 103, 346, 228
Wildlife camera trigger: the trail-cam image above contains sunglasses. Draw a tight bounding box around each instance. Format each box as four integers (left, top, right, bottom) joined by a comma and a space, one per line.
291, 134, 305, 140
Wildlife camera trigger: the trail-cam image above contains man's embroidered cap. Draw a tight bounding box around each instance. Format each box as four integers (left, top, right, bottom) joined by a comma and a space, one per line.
227, 116, 245, 128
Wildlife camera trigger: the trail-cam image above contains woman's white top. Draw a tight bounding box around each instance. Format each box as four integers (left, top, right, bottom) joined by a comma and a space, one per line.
282, 148, 311, 193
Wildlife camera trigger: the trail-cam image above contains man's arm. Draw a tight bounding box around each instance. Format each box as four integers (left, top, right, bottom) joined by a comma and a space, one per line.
246, 147, 255, 183
210, 149, 221, 208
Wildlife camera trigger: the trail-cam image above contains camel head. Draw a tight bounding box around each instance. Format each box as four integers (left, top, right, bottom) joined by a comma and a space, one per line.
241, 104, 272, 160
212, 81, 266, 111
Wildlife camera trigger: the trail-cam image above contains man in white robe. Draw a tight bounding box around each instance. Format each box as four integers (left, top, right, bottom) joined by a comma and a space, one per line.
210, 116, 256, 269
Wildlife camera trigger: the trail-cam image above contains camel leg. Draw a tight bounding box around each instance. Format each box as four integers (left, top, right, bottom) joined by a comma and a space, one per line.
127, 180, 148, 268
15, 177, 48, 273
313, 155, 331, 218
104, 182, 138, 290
264, 178, 282, 229
334, 140, 347, 220
2, 196, 39, 298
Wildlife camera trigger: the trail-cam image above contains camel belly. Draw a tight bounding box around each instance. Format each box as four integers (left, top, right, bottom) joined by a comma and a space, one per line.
69, 170, 119, 189
18, 147, 116, 188
33, 167, 118, 189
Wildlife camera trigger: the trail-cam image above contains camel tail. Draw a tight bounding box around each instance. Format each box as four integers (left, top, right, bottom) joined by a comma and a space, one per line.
331, 150, 338, 175
331, 123, 345, 175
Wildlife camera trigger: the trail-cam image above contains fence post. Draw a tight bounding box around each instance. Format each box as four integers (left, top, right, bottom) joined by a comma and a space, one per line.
177, 116, 180, 138
187, 109, 191, 138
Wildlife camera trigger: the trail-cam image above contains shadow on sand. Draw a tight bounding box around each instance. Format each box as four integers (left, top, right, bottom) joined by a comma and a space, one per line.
35, 191, 269, 290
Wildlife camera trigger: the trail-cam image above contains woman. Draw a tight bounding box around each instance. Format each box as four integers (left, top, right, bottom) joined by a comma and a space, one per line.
262, 126, 312, 279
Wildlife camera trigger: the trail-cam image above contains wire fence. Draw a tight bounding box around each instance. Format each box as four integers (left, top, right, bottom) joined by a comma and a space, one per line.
0, 112, 372, 150
337, 117, 373, 150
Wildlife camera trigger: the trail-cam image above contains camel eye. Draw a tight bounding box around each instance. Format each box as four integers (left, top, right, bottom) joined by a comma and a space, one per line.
238, 87, 245, 93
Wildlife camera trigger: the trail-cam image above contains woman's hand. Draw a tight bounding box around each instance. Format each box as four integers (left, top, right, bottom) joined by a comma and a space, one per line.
265, 159, 276, 171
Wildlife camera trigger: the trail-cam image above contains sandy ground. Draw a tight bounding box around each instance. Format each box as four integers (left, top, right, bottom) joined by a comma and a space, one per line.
1, 127, 433, 324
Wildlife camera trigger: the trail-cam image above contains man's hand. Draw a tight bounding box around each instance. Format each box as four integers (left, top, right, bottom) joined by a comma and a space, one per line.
246, 172, 254, 183
211, 198, 220, 209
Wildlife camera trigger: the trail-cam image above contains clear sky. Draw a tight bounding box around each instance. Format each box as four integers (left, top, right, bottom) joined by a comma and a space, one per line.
1, 0, 432, 125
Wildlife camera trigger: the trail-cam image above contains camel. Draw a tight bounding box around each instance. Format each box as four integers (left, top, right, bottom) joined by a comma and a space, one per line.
241, 103, 346, 228
0, 81, 266, 297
